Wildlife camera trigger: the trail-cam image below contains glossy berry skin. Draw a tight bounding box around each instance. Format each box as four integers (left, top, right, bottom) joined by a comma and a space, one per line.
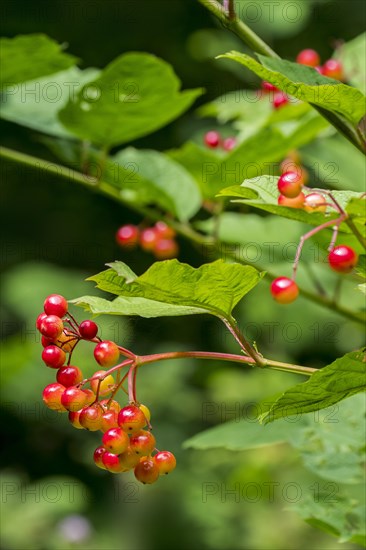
134, 457, 159, 484
94, 340, 120, 367
102, 427, 129, 454
79, 320, 98, 340
222, 137, 237, 151
129, 430, 156, 455
100, 399, 121, 413
36, 312, 48, 331
261, 81, 279, 92
273, 92, 289, 109
40, 315, 64, 339
41, 335, 54, 348
296, 49, 320, 67
278, 192, 305, 209
328, 245, 358, 273
322, 59, 344, 80
83, 389, 97, 407
154, 239, 179, 260
90, 371, 115, 396
61, 386, 88, 412
68, 410, 84, 429
115, 225, 140, 248
43, 383, 67, 412
118, 405, 148, 434
204, 131, 220, 148
139, 404, 151, 423
271, 277, 299, 304
57, 366, 83, 387
101, 410, 119, 432
79, 405, 103, 431
154, 221, 176, 240
102, 452, 125, 473
277, 171, 304, 198
118, 447, 141, 470
139, 228, 159, 251
93, 446, 107, 470
44, 294, 68, 318
154, 451, 177, 475
304, 192, 326, 213
41, 345, 66, 369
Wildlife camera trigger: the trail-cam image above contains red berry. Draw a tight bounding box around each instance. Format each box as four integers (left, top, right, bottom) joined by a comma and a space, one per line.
94, 446, 107, 469
115, 224, 140, 248
153, 238, 178, 260
261, 81, 279, 92
36, 312, 48, 332
304, 192, 327, 213
39, 315, 64, 339
57, 366, 83, 387
102, 427, 129, 454
204, 131, 220, 148
44, 294, 68, 317
154, 451, 177, 475
68, 410, 84, 429
90, 370, 115, 396
61, 386, 88, 412
41, 345, 66, 369
222, 137, 237, 151
129, 430, 156, 455
134, 457, 159, 484
94, 340, 120, 367
118, 405, 148, 434
273, 92, 289, 109
118, 447, 141, 470
277, 171, 304, 198
102, 451, 124, 473
278, 192, 305, 209
79, 320, 98, 340
271, 277, 299, 304
101, 409, 119, 432
139, 228, 159, 252
154, 221, 176, 240
41, 335, 54, 347
79, 405, 103, 431
43, 383, 67, 412
296, 49, 321, 67
322, 59, 344, 80
328, 245, 358, 273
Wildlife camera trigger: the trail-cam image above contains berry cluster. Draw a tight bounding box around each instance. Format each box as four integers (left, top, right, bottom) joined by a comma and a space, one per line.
37, 295, 176, 484
261, 48, 344, 110
296, 48, 344, 80
116, 221, 179, 260
204, 131, 237, 151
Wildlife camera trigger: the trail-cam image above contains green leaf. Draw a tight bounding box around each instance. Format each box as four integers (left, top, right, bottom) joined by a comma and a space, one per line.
58, 52, 203, 146
104, 148, 202, 221
71, 295, 207, 318
335, 32, 366, 94
292, 496, 366, 546
0, 66, 100, 138
259, 349, 366, 424
0, 34, 77, 87
83, 259, 263, 319
219, 176, 362, 229
220, 52, 366, 126
356, 256, 366, 279
183, 416, 304, 450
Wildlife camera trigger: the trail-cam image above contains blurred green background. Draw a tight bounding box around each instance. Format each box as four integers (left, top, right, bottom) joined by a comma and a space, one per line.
1, 1, 365, 549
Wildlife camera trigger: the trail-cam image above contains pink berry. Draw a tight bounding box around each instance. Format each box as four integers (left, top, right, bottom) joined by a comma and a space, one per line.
261, 81, 279, 92
270, 277, 299, 304
296, 49, 321, 67
115, 225, 139, 248
322, 59, 344, 80
273, 92, 289, 109
153, 238, 179, 260
277, 171, 304, 198
204, 131, 220, 148
44, 294, 68, 317
222, 137, 237, 151
328, 245, 358, 273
